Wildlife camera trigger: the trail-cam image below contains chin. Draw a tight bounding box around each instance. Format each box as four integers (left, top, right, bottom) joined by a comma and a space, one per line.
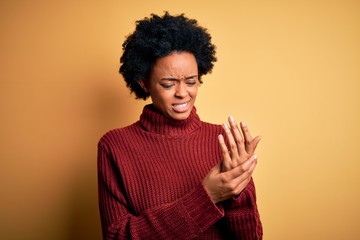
169, 111, 192, 121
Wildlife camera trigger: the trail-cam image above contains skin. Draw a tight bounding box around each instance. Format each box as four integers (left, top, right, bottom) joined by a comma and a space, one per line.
140, 51, 261, 204
203, 117, 261, 203
219, 117, 262, 172
139, 51, 199, 121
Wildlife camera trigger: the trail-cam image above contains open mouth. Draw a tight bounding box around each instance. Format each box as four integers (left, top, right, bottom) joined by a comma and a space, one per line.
172, 102, 190, 113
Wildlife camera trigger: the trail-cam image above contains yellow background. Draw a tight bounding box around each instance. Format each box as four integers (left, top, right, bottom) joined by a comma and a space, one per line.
1, 0, 359, 239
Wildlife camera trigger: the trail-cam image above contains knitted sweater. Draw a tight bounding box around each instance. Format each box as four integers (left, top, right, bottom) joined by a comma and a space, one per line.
97, 104, 262, 239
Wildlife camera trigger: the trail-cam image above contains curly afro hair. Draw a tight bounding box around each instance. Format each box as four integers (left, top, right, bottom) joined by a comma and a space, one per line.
119, 12, 217, 100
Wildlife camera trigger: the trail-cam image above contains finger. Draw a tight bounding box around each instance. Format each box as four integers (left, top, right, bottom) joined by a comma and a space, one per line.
226, 154, 257, 179
241, 121, 261, 154
222, 160, 257, 197
230, 157, 257, 193
232, 175, 253, 196
223, 122, 239, 160
218, 134, 232, 171
248, 135, 262, 155
240, 121, 252, 144
228, 116, 246, 156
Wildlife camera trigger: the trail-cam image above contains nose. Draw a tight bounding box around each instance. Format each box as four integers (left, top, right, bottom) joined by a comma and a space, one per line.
174, 81, 188, 98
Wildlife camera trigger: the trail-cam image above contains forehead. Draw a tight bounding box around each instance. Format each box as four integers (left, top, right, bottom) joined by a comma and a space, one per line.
151, 52, 198, 77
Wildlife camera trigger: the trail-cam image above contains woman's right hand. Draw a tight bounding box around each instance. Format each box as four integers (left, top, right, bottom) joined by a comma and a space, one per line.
202, 154, 257, 204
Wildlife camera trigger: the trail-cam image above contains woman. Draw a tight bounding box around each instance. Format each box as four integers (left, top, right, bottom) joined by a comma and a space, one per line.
98, 12, 263, 239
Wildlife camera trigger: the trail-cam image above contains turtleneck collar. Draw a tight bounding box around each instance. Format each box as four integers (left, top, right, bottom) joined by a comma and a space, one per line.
138, 104, 202, 136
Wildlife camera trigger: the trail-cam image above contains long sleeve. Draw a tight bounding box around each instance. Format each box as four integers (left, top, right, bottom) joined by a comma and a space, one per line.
222, 178, 263, 240
97, 105, 262, 239
98, 142, 225, 240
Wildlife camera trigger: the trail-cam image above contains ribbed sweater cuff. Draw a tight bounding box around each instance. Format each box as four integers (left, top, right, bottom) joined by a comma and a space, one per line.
177, 183, 224, 234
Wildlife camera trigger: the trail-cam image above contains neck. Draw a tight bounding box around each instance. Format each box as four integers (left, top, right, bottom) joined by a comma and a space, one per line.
139, 104, 202, 136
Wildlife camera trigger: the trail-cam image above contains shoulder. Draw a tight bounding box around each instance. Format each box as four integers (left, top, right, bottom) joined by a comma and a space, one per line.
98, 122, 140, 149
201, 120, 222, 131
198, 120, 223, 136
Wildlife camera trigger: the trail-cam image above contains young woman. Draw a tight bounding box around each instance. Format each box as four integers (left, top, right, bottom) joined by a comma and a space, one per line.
98, 12, 263, 239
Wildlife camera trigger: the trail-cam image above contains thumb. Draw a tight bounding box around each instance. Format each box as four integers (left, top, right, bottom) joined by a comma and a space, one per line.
247, 135, 262, 154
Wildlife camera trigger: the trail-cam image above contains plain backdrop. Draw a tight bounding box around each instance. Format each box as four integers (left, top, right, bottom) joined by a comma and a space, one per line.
1, 0, 359, 239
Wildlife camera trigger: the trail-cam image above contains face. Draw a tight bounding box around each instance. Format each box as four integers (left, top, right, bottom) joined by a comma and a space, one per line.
142, 51, 199, 121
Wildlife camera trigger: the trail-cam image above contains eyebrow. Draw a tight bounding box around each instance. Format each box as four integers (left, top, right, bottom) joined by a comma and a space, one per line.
160, 75, 198, 81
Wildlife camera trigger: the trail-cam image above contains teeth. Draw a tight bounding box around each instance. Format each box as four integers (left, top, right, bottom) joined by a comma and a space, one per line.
174, 103, 187, 107
173, 102, 188, 112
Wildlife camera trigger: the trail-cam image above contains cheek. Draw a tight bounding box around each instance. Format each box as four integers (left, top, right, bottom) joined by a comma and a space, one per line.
190, 87, 198, 97
152, 89, 172, 104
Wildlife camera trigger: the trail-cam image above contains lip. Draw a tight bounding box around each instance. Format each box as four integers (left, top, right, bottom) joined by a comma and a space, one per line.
172, 101, 189, 105
172, 101, 191, 113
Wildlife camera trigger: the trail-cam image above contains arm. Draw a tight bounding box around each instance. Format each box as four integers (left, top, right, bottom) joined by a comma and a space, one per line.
201, 151, 262, 239
97, 142, 224, 240
217, 117, 263, 239
222, 178, 263, 240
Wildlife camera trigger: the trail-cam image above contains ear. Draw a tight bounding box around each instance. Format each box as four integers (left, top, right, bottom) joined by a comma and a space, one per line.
138, 79, 148, 93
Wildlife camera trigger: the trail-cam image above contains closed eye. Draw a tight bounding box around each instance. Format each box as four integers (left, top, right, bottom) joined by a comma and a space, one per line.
160, 83, 174, 89
160, 75, 198, 89
185, 75, 198, 86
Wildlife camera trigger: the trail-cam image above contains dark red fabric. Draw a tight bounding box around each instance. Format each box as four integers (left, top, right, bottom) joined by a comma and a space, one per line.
98, 104, 263, 239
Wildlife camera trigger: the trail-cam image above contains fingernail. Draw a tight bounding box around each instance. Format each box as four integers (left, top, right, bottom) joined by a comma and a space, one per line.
218, 134, 224, 141
253, 154, 258, 160
223, 123, 229, 130
229, 115, 235, 123
241, 121, 246, 127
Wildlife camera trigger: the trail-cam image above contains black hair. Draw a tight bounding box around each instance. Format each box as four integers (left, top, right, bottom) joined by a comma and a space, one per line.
119, 12, 217, 100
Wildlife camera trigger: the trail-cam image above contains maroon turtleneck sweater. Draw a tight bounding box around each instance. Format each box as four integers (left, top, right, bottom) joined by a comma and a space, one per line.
98, 104, 262, 239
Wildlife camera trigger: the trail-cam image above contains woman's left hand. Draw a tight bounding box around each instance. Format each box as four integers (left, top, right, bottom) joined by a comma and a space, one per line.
219, 116, 261, 172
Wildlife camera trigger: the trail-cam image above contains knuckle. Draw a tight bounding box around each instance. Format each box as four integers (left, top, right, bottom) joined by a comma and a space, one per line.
228, 182, 237, 192
231, 188, 239, 195
222, 161, 230, 170
230, 161, 238, 168
235, 138, 244, 145
222, 166, 230, 172
230, 144, 237, 151
220, 174, 228, 184
239, 164, 247, 172
221, 148, 228, 155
